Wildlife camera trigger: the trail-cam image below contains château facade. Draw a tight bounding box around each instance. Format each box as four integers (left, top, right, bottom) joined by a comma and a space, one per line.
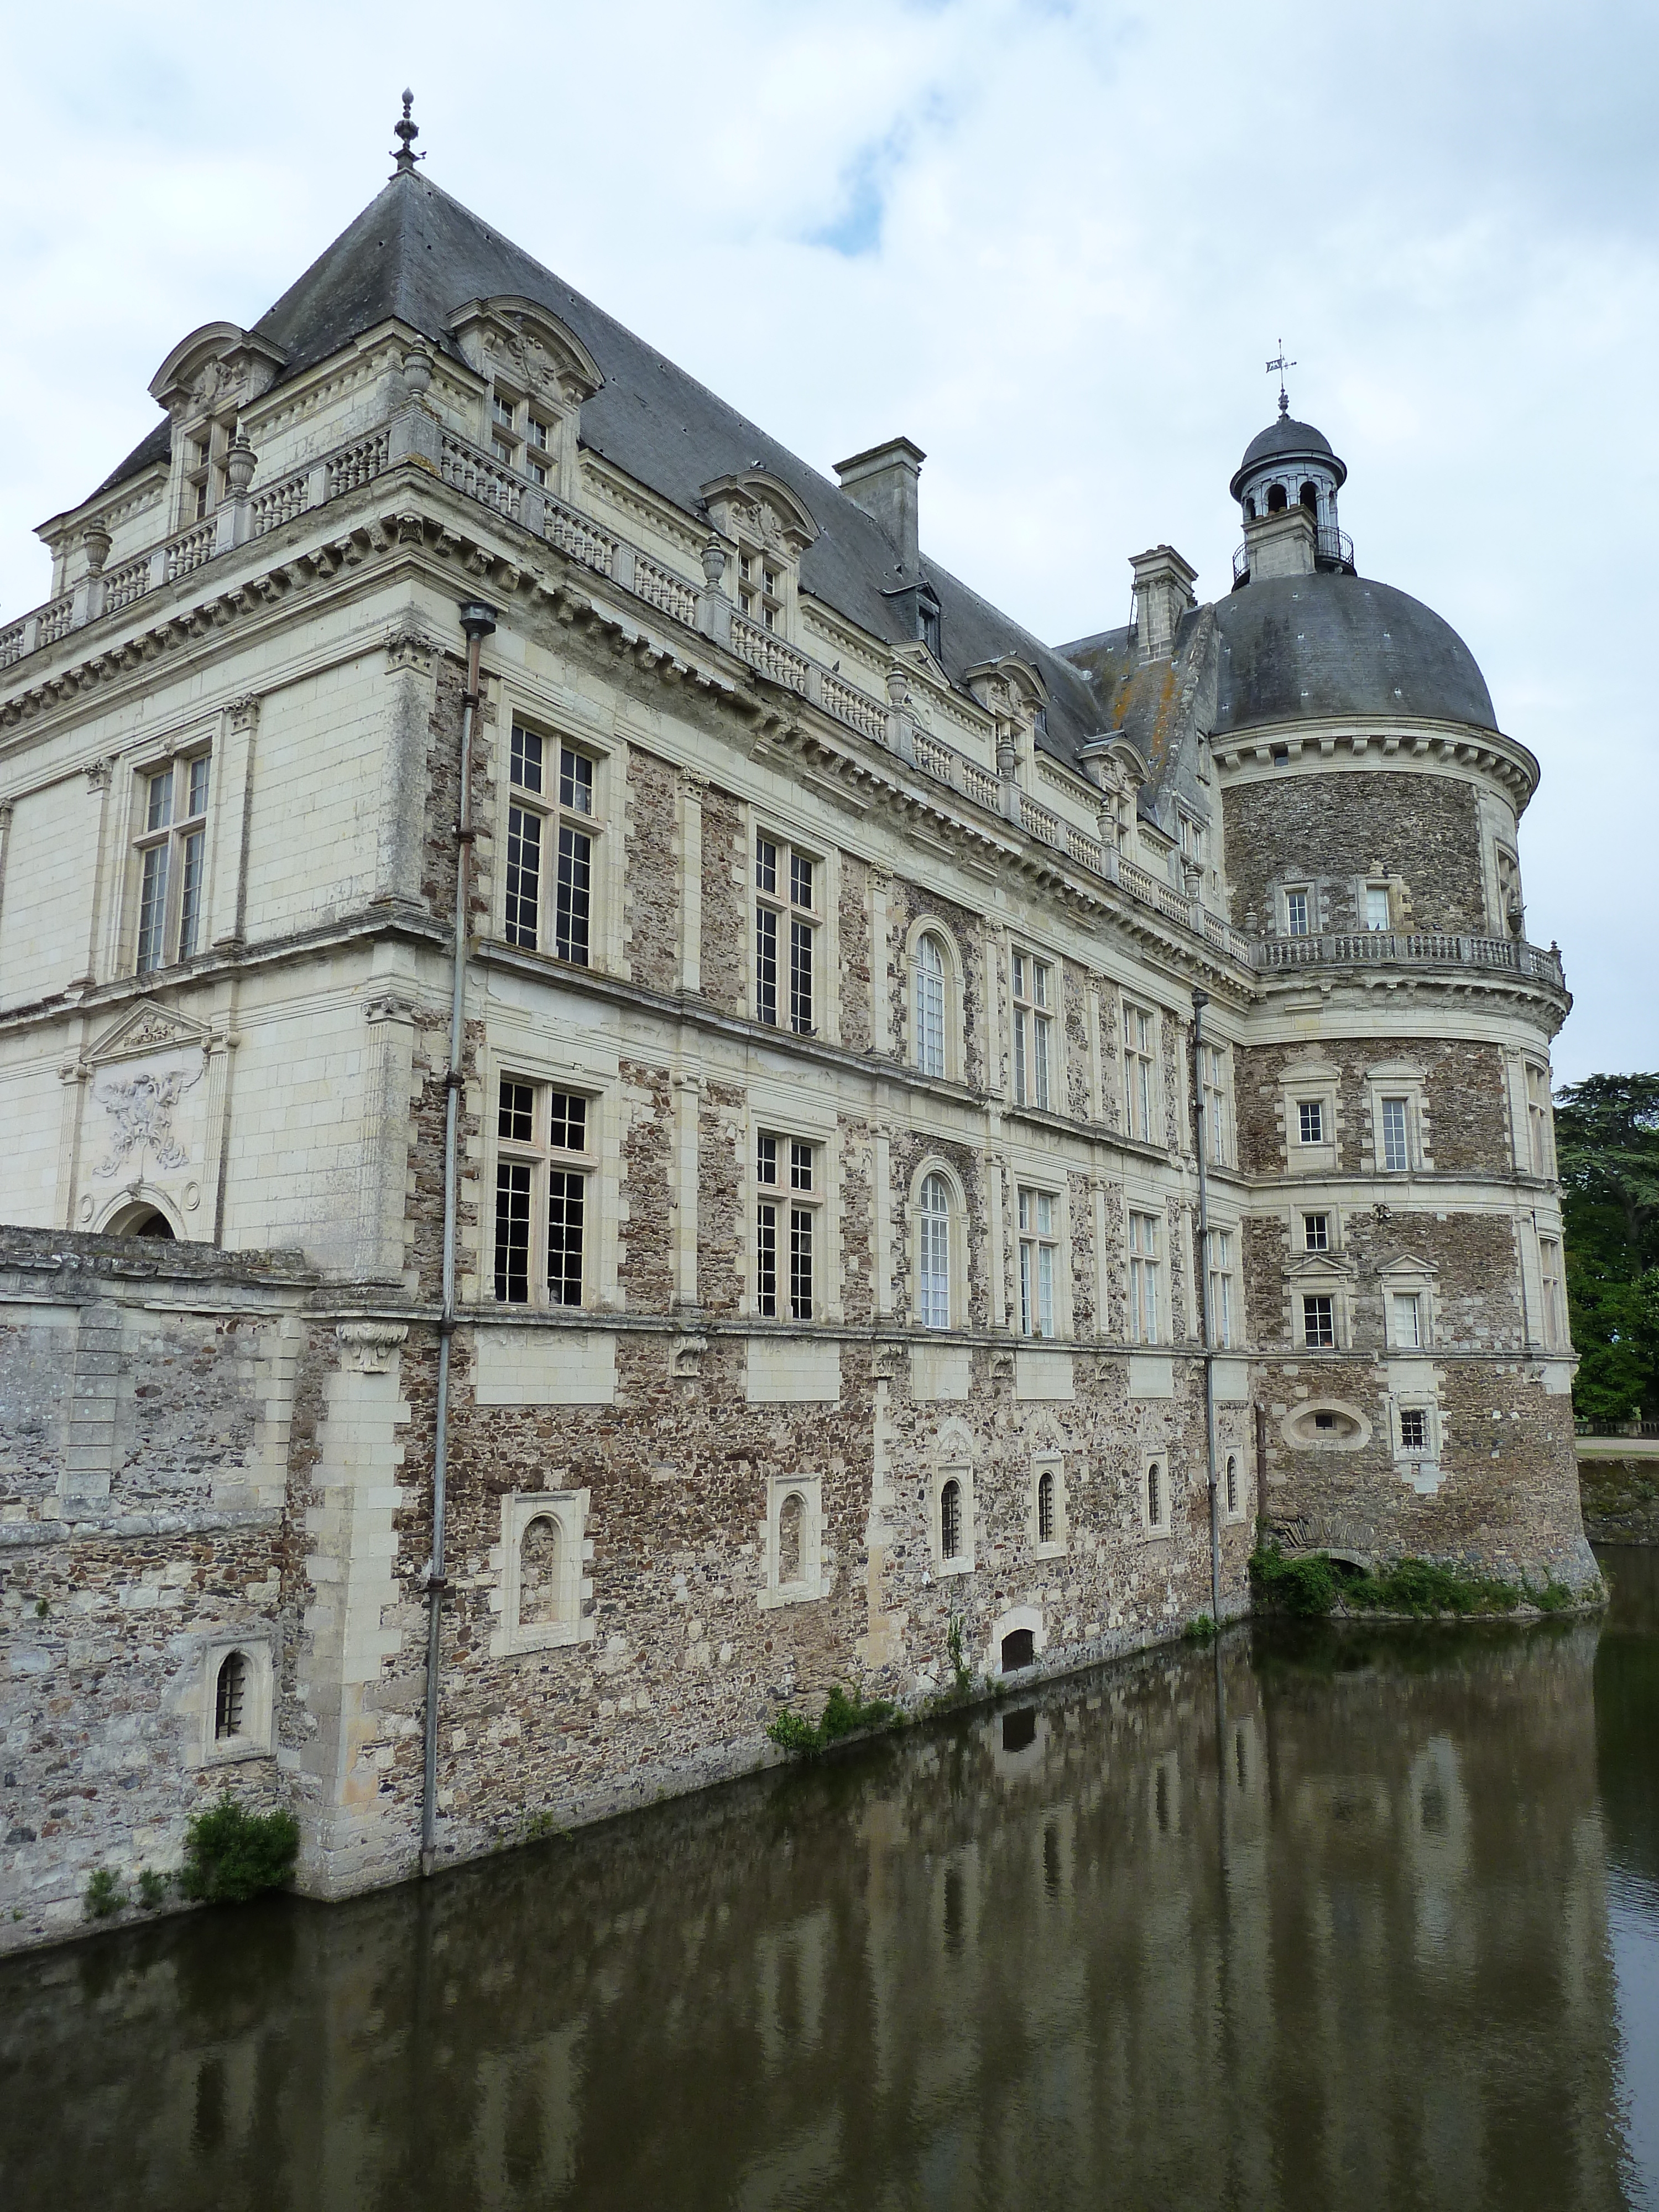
0, 122, 1593, 1946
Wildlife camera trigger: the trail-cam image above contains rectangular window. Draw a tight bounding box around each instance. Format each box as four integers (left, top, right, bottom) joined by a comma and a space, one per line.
755, 832, 818, 1034
1392, 1291, 1422, 1349
757, 1133, 818, 1320
1128, 1210, 1161, 1344
1018, 1188, 1057, 1339
1526, 1064, 1554, 1177
1011, 953, 1053, 1110
1380, 1097, 1410, 1172
505, 728, 596, 964
1400, 1407, 1428, 1453
494, 1077, 592, 1306
737, 550, 786, 631
1297, 1100, 1325, 1146
1303, 1211, 1329, 1252
1302, 1294, 1335, 1348
1540, 1237, 1563, 1348
1206, 1228, 1234, 1349
1365, 884, 1391, 931
1123, 1003, 1155, 1142
1200, 1044, 1230, 1167
1285, 888, 1311, 937
133, 753, 210, 974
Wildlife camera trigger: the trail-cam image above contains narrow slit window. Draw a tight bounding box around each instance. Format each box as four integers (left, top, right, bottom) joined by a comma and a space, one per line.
940, 1477, 963, 1562
214, 1651, 247, 1740
1037, 1468, 1056, 1546
915, 933, 947, 1078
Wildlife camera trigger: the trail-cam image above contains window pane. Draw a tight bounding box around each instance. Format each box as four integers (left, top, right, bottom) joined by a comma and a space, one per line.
917, 942, 946, 1079
556, 825, 591, 964
510, 726, 543, 794
499, 1079, 535, 1143
790, 1207, 813, 1321
920, 1176, 951, 1328
1304, 1212, 1328, 1251
790, 1141, 813, 1192
789, 916, 813, 1033
757, 1200, 778, 1316
1013, 1009, 1027, 1104
1303, 1296, 1334, 1348
1033, 1015, 1050, 1110
1366, 885, 1390, 930
1392, 1293, 1421, 1348
548, 1093, 586, 1152
547, 1170, 585, 1304
1298, 1100, 1323, 1145
559, 747, 593, 815
137, 844, 169, 973
755, 836, 776, 894
941, 1479, 961, 1559
790, 852, 813, 911
1381, 1099, 1409, 1172
757, 1134, 778, 1186
178, 831, 205, 958
505, 805, 541, 948
1286, 889, 1309, 936
1037, 1243, 1054, 1337
186, 755, 210, 817
1038, 1470, 1055, 1545
146, 768, 174, 833
494, 1161, 532, 1302
756, 906, 778, 1024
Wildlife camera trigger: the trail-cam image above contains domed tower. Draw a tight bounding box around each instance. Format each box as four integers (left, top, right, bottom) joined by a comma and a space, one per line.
1211, 410, 1593, 1592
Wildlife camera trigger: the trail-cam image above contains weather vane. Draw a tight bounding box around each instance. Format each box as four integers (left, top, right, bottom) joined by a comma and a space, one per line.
392, 90, 423, 175
1266, 340, 1296, 417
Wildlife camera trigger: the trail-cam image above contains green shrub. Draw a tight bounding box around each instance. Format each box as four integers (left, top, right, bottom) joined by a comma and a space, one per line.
1183, 1614, 1218, 1642
84, 1868, 124, 1920
179, 1794, 299, 1904
1344, 1558, 1522, 1616
1249, 1543, 1339, 1616
136, 1867, 170, 1911
768, 1685, 899, 1757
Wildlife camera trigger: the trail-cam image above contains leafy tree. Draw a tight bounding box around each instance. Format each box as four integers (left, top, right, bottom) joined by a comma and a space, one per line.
1556, 1074, 1659, 1423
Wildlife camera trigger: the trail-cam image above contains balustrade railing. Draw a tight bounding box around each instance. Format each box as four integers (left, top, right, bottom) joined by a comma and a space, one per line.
165, 520, 217, 582
821, 669, 886, 743
631, 549, 696, 624
731, 610, 812, 694
1256, 928, 1564, 988
250, 470, 310, 538
100, 556, 152, 613
328, 431, 390, 500
540, 488, 617, 577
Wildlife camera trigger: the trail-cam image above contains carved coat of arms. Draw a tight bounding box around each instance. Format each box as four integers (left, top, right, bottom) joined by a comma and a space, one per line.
92, 1066, 200, 1178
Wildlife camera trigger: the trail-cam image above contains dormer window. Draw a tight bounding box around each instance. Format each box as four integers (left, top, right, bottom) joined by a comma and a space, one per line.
184, 418, 236, 521
920, 590, 942, 661
739, 553, 784, 632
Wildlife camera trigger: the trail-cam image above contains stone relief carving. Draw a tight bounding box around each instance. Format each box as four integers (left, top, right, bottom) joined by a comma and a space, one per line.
92, 1064, 201, 1178
336, 1321, 409, 1373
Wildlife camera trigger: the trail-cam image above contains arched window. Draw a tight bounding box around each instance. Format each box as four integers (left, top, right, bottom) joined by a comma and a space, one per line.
1225, 1455, 1238, 1514
919, 1174, 952, 1328
778, 1491, 805, 1584
1266, 483, 1287, 514
1001, 1627, 1035, 1672
214, 1651, 247, 1740
940, 1477, 962, 1562
1299, 480, 1318, 513
1037, 1469, 1055, 1546
1244, 495, 1256, 520
518, 1515, 561, 1627
1146, 1460, 1163, 1529
914, 933, 947, 1079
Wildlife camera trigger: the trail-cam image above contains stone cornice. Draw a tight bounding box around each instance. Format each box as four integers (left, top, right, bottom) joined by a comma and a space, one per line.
1211, 718, 1540, 810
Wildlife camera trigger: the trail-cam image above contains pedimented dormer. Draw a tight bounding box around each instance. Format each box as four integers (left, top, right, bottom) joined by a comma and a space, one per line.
968, 655, 1048, 783
1079, 735, 1148, 854
701, 472, 818, 643
149, 324, 289, 535
447, 297, 602, 504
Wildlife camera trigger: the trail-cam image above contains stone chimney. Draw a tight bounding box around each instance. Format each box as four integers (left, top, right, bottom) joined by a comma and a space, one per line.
1129, 545, 1198, 664
834, 437, 925, 573
1241, 503, 1317, 582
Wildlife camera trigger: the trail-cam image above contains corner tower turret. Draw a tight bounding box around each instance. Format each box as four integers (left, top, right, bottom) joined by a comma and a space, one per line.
1229, 409, 1354, 585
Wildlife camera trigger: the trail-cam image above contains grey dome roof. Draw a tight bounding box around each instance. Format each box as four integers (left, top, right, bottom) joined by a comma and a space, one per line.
1229, 414, 1347, 499
1212, 571, 1496, 734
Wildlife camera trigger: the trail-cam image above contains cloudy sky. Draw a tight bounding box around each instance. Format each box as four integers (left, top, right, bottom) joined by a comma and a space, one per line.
3, 0, 1653, 1082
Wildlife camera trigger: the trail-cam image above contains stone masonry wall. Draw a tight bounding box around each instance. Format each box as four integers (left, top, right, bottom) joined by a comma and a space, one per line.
1223, 769, 1487, 936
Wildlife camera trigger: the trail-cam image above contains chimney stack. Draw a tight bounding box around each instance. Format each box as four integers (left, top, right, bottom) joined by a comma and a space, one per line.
1128, 545, 1198, 664
834, 437, 925, 574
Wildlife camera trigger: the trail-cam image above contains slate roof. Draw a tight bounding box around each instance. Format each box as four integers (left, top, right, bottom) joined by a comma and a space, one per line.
1229, 414, 1347, 502
91, 170, 1104, 770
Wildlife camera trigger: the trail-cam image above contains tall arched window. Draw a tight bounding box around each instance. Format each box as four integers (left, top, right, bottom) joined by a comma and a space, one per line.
1146, 1460, 1163, 1530
214, 1651, 247, 1740
915, 933, 946, 1079
1225, 1455, 1238, 1514
940, 1477, 962, 1562
1266, 483, 1287, 513
778, 1491, 805, 1584
518, 1515, 561, 1627
919, 1173, 952, 1328
1037, 1469, 1055, 1546
1299, 481, 1318, 514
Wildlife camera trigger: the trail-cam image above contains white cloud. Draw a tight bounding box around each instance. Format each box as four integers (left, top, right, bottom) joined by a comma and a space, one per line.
2, 0, 1653, 1079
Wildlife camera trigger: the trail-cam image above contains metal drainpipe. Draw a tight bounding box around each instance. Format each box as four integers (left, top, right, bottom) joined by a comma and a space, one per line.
1192, 989, 1223, 1625
421, 598, 497, 1880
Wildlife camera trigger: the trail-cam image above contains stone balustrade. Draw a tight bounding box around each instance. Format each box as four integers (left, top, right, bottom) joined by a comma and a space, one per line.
1255, 927, 1566, 990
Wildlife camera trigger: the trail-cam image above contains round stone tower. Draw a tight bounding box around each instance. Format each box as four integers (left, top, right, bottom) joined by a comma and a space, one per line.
1212, 413, 1594, 1591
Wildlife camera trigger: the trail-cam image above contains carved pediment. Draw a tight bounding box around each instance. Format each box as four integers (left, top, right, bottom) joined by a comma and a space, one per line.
86, 999, 215, 1067
1375, 1250, 1440, 1280
700, 471, 818, 556
1079, 735, 1147, 796
1284, 1251, 1356, 1282
966, 655, 1048, 721
447, 298, 603, 404
149, 323, 288, 419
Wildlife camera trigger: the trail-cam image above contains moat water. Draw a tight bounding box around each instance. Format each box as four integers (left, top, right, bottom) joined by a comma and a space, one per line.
2, 1550, 1656, 2212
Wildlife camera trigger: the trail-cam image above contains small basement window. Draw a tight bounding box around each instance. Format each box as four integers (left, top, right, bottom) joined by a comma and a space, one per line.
1001, 1627, 1036, 1673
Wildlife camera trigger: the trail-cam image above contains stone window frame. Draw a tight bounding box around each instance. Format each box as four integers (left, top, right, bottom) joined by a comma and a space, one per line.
1358, 875, 1395, 932
1279, 1060, 1340, 1177
1204, 1216, 1240, 1349
1141, 1449, 1172, 1538
1297, 1203, 1338, 1256
492, 694, 620, 975
931, 1456, 977, 1577
491, 1488, 593, 1658
1030, 1449, 1068, 1560
1522, 1056, 1556, 1179
1124, 1189, 1165, 1346
1536, 1227, 1566, 1350
1284, 1253, 1354, 1351
1362, 1062, 1432, 1176
1221, 1444, 1249, 1524
1378, 1256, 1437, 1353
199, 1636, 275, 1768
904, 915, 966, 1084
909, 1156, 970, 1332
1014, 1172, 1068, 1341
1121, 997, 1161, 1145
758, 1471, 828, 1609
1008, 941, 1060, 1113
747, 1087, 841, 1324
482, 1048, 619, 1313
1387, 1392, 1442, 1475
1198, 1038, 1234, 1168
748, 806, 840, 1047
1281, 881, 1316, 938
482, 377, 565, 492
121, 732, 218, 977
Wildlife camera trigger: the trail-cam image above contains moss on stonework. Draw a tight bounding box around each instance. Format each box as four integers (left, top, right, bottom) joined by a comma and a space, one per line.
1249, 1542, 1579, 1621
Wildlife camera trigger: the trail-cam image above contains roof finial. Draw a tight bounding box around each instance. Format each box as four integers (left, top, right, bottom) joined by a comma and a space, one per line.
1266, 339, 1296, 417
392, 90, 423, 176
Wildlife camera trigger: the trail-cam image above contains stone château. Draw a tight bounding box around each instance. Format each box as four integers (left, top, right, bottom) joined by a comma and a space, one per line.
0, 109, 1593, 1948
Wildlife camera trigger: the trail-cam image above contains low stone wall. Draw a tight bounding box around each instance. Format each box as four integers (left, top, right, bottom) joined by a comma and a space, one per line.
1578, 1452, 1659, 1544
